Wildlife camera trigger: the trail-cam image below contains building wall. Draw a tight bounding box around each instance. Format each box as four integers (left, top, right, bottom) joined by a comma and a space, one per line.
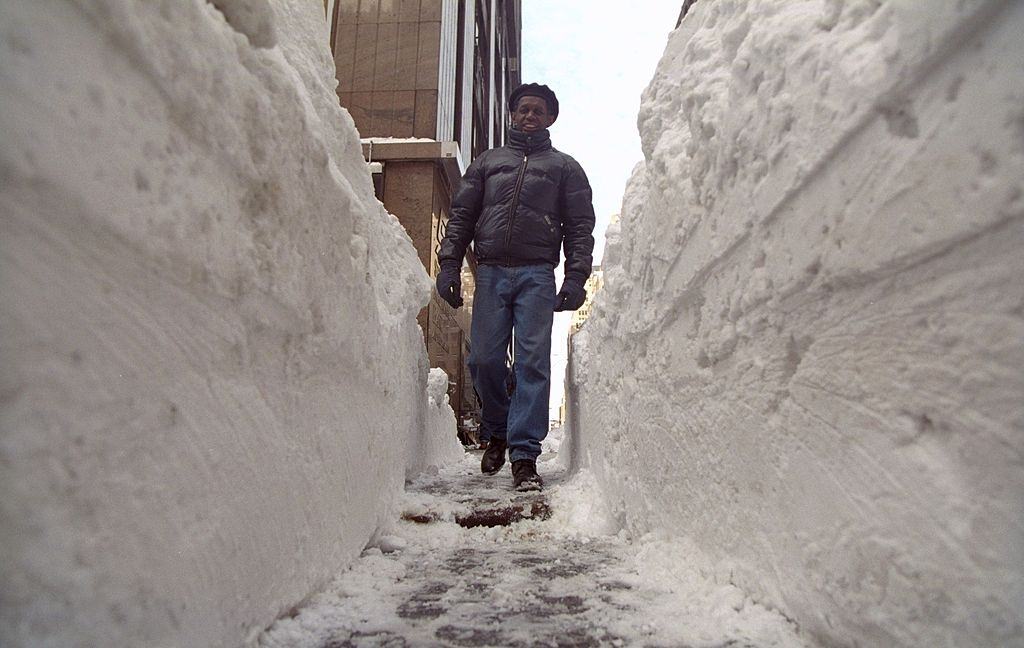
330, 0, 517, 434
427, 297, 464, 410
331, 0, 520, 152
376, 159, 478, 423
468, 0, 520, 158
332, 0, 445, 138
381, 160, 435, 270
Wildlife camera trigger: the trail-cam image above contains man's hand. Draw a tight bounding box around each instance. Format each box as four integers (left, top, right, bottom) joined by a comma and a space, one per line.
436, 260, 464, 309
554, 279, 586, 312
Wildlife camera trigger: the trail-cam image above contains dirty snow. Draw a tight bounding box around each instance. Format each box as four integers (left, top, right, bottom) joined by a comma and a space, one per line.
569, 1, 1024, 647
260, 452, 806, 648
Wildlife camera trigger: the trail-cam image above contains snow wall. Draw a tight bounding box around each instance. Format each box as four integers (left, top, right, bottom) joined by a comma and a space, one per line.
0, 1, 460, 646
567, 1, 1024, 646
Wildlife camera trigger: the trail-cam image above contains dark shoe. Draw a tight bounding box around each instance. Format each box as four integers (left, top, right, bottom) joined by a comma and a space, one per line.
512, 460, 543, 492
478, 439, 489, 451
481, 438, 507, 474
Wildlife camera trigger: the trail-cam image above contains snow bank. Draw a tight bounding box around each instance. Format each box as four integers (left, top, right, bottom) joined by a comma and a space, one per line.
569, 1, 1024, 646
0, 1, 455, 646
420, 368, 465, 474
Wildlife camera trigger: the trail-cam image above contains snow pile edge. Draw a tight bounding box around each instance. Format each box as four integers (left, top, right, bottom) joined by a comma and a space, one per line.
0, 1, 451, 646
569, 1, 1024, 646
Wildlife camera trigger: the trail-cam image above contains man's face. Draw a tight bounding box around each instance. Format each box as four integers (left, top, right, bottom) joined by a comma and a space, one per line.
511, 96, 555, 133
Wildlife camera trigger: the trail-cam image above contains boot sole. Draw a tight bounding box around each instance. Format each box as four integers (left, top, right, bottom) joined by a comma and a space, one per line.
481, 458, 505, 475
514, 482, 542, 492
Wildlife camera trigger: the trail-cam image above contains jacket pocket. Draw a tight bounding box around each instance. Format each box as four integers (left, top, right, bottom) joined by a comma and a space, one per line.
542, 214, 562, 242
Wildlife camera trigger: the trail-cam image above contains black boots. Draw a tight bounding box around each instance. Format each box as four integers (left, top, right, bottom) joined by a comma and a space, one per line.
481, 438, 507, 474
482, 441, 542, 491
511, 460, 543, 492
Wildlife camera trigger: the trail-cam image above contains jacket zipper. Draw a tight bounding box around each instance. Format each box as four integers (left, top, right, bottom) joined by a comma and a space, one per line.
504, 153, 529, 264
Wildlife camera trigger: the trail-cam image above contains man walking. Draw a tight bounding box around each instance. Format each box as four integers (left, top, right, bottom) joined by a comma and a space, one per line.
436, 83, 595, 491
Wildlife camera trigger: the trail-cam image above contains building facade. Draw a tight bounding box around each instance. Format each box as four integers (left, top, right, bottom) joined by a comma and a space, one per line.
329, 0, 520, 164
569, 266, 605, 335
328, 0, 522, 440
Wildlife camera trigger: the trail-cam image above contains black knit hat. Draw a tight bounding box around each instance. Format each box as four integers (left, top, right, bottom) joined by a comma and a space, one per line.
508, 83, 559, 121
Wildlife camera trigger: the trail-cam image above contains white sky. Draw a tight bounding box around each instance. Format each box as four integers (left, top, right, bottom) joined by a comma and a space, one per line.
519, 1, 683, 419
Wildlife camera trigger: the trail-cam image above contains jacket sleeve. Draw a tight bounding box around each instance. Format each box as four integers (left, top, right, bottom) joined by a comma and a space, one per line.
559, 157, 596, 284
438, 154, 487, 266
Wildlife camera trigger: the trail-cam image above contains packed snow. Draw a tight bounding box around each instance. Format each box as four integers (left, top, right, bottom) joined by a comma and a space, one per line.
260, 451, 806, 648
0, 1, 456, 646
425, 368, 469, 472
569, 1, 1024, 647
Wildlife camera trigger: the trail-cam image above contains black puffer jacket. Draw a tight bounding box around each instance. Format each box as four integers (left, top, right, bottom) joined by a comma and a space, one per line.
439, 128, 596, 283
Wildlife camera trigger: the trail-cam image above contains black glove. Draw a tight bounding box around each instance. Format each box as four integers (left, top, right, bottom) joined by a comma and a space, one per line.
435, 260, 463, 308
554, 279, 586, 312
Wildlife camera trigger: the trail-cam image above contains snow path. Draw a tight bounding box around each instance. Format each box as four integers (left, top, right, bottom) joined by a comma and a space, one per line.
259, 451, 806, 648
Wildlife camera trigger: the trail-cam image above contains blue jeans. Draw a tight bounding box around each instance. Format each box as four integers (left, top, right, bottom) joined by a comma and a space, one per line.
469, 265, 555, 463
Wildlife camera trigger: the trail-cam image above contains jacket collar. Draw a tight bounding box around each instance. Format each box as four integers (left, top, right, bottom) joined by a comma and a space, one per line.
506, 127, 552, 154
